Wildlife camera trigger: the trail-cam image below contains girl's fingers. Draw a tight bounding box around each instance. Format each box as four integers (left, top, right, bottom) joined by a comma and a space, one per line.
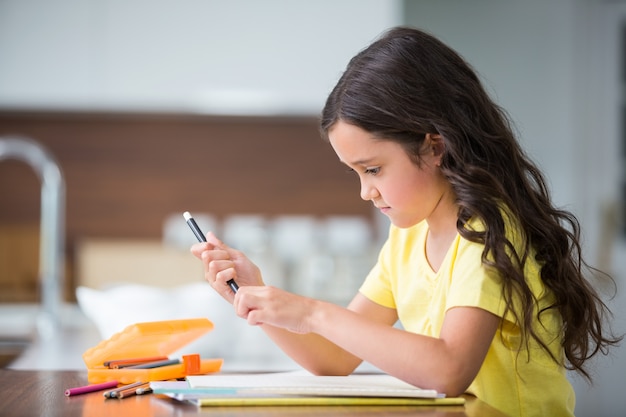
214, 266, 236, 287
205, 231, 226, 249
190, 242, 211, 258
231, 287, 312, 333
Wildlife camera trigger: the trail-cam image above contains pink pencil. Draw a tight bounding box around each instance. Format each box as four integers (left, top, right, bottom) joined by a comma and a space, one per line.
65, 380, 119, 396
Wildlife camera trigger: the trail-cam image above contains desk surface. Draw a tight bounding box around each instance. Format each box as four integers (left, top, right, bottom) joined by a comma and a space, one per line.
0, 370, 509, 417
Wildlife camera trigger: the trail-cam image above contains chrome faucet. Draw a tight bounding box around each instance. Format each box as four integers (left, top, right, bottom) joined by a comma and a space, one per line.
0, 136, 65, 338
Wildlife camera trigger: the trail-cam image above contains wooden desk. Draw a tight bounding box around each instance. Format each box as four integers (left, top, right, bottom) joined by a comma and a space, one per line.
0, 370, 509, 417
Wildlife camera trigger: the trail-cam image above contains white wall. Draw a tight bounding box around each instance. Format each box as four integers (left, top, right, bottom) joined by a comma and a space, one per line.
404, 1, 625, 416
405, 0, 579, 208
0, 0, 401, 114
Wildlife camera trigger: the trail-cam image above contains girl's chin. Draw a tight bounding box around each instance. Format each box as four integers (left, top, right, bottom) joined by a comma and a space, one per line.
389, 218, 417, 229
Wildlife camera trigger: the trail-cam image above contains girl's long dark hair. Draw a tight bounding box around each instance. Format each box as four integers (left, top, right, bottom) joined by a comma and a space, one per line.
321, 26, 621, 379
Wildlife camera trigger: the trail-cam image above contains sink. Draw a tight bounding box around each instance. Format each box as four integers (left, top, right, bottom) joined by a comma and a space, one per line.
0, 303, 101, 370
0, 337, 30, 368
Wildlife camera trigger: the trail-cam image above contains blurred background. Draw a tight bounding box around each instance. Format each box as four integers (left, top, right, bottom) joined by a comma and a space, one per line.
0, 1, 624, 415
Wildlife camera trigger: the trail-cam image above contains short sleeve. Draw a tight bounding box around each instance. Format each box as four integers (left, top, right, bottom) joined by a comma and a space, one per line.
359, 237, 396, 309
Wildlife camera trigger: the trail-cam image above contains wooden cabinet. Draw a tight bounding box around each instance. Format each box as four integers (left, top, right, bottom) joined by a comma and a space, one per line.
0, 111, 371, 301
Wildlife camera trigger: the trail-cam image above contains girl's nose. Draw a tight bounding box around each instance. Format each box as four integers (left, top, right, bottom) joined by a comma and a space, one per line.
360, 179, 378, 201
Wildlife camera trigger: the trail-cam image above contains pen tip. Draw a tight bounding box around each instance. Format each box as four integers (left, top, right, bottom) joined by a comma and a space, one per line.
183, 211, 192, 221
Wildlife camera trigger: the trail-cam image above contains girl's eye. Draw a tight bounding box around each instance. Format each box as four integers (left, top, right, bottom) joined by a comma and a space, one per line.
344, 167, 379, 175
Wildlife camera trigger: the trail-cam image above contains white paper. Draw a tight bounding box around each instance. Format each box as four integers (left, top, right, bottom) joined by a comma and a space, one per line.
186, 371, 442, 398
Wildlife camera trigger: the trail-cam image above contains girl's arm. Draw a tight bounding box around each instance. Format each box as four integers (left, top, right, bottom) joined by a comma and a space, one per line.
246, 288, 400, 376
235, 286, 499, 396
190, 233, 397, 374
192, 233, 499, 396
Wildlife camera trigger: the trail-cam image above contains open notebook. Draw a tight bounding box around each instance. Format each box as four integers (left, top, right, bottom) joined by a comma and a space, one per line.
151, 371, 465, 406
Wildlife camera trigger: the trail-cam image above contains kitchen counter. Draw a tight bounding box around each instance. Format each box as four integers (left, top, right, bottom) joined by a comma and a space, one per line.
0, 369, 510, 417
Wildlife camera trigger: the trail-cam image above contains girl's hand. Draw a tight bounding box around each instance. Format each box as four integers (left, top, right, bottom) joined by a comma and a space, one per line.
190, 231, 263, 302
233, 286, 317, 334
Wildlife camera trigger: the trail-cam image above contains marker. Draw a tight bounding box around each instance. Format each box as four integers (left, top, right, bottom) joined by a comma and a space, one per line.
65, 380, 119, 397
183, 211, 239, 293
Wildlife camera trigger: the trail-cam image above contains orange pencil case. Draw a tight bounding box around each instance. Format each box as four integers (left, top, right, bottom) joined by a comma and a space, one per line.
82, 318, 223, 384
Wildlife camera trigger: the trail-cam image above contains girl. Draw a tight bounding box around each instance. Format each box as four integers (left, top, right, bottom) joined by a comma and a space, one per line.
191, 27, 620, 417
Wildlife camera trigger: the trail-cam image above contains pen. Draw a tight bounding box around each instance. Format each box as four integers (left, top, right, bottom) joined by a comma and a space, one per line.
65, 380, 119, 397
183, 211, 239, 293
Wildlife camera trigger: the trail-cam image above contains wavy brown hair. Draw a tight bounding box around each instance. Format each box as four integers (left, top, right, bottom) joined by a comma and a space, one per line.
320, 26, 621, 380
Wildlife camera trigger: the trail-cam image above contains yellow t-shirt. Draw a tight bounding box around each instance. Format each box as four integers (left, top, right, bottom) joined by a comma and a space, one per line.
359, 220, 575, 417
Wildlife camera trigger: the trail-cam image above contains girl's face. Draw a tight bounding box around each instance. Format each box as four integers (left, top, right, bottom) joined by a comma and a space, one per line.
328, 121, 454, 229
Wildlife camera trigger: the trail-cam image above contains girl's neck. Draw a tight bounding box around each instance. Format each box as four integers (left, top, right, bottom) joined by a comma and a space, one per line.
423, 190, 458, 273
425, 189, 458, 238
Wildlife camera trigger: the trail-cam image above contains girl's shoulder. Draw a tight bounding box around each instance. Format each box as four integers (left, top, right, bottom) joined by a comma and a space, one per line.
462, 206, 527, 245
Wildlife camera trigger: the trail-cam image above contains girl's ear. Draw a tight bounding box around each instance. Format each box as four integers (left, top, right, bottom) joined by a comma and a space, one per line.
426, 133, 445, 165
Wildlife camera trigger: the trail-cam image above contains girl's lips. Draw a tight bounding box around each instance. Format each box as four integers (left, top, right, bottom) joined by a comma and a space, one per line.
373, 202, 390, 214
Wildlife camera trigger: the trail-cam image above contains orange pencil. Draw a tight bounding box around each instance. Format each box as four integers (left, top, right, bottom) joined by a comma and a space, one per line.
117, 382, 151, 399
104, 381, 145, 398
